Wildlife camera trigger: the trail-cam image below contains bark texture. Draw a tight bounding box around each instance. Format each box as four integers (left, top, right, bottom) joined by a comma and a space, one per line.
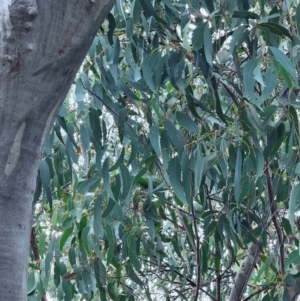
229, 243, 260, 301
0, 1, 114, 300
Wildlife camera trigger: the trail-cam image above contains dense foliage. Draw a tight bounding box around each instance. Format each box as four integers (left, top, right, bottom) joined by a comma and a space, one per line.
28, 0, 300, 300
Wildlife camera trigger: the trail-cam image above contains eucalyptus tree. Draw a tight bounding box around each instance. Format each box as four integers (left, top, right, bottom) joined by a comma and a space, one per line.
23, 0, 300, 301
0, 1, 115, 300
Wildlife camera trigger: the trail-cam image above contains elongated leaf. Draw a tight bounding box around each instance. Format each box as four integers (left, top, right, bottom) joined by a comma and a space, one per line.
106, 224, 114, 265
107, 13, 116, 45
161, 130, 170, 170
168, 157, 187, 205
93, 258, 107, 285
149, 125, 161, 156
128, 235, 141, 271
254, 148, 264, 182
204, 24, 213, 66
270, 47, 298, 84
259, 65, 278, 105
297, 3, 300, 38
142, 53, 158, 93
288, 181, 300, 230
234, 147, 242, 205
96, 145, 108, 171
181, 150, 191, 205
60, 226, 74, 251
109, 147, 125, 172
165, 119, 184, 154
232, 11, 259, 19
89, 107, 102, 144
194, 144, 204, 195
132, 0, 142, 24
102, 198, 116, 218
243, 58, 258, 102
82, 226, 91, 256
125, 262, 144, 286
40, 159, 53, 209
80, 125, 90, 151
192, 22, 205, 51
176, 111, 199, 133
119, 164, 132, 201
258, 23, 293, 40
102, 157, 116, 201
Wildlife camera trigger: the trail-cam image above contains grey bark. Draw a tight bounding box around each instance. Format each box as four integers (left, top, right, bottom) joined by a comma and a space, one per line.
0, 1, 114, 300
229, 243, 260, 301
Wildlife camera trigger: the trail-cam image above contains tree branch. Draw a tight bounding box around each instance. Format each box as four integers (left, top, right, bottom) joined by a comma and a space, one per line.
228, 243, 260, 301
265, 164, 285, 274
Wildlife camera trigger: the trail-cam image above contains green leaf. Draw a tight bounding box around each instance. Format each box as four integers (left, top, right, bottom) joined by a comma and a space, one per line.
176, 111, 199, 133
297, 3, 300, 38
102, 157, 116, 201
80, 125, 90, 151
128, 235, 141, 271
243, 58, 258, 102
192, 23, 205, 51
182, 150, 191, 205
229, 25, 248, 53
270, 47, 298, 84
232, 11, 259, 19
142, 52, 159, 93
116, 80, 139, 101
239, 176, 250, 204
93, 258, 107, 285
132, 0, 142, 24
125, 262, 144, 286
96, 145, 108, 171
204, 220, 217, 236
119, 164, 132, 201
149, 125, 161, 156
168, 156, 187, 205
106, 224, 115, 265
254, 147, 264, 182
78, 176, 100, 195
209, 76, 227, 124
60, 225, 74, 251
259, 65, 278, 105
194, 144, 204, 196
102, 198, 116, 218
82, 226, 91, 256
204, 24, 213, 66
165, 119, 184, 154
161, 130, 170, 169
109, 147, 125, 172
234, 147, 242, 205
107, 13, 116, 45
139, 0, 168, 25
54, 262, 60, 287
89, 107, 102, 144
288, 181, 300, 230
282, 217, 293, 236
258, 23, 293, 40
264, 123, 285, 160
40, 159, 53, 209
27, 271, 36, 294
68, 248, 76, 266
274, 61, 293, 89
286, 250, 300, 266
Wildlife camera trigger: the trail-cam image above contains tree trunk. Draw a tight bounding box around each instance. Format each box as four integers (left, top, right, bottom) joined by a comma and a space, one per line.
0, 1, 114, 300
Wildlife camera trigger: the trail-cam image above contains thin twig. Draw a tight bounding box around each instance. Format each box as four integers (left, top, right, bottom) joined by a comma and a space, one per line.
265, 163, 285, 274
190, 175, 201, 300
243, 288, 265, 301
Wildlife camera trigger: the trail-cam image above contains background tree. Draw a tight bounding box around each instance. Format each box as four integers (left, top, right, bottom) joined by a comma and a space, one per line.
25, 0, 300, 301
0, 1, 115, 301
